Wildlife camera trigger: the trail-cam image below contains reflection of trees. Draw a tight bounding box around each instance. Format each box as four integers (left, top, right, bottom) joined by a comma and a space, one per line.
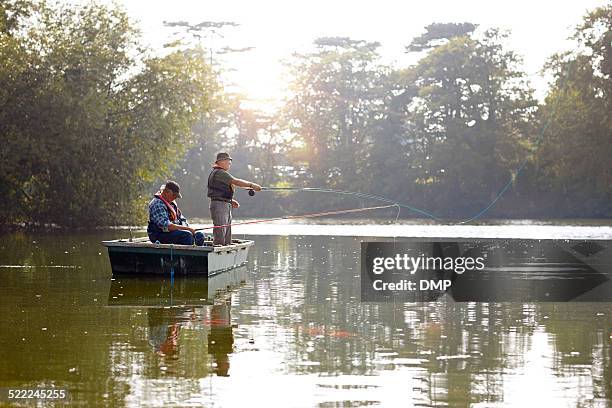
3, 231, 612, 405
240, 235, 612, 406
537, 303, 612, 401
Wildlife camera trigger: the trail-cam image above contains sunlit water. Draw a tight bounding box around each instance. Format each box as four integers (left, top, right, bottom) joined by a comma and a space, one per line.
177, 217, 612, 239
1, 221, 612, 407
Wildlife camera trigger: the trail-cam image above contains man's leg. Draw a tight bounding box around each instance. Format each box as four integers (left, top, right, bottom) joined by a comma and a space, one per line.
210, 200, 227, 246
150, 230, 194, 245
225, 203, 232, 245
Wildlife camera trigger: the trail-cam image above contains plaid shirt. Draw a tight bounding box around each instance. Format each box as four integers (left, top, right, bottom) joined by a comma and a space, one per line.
148, 197, 188, 232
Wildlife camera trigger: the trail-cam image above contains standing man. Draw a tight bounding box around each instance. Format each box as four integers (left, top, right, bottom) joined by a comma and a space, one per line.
147, 181, 205, 245
207, 152, 261, 246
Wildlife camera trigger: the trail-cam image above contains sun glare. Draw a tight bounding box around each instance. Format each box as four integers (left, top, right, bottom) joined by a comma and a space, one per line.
83, 0, 608, 107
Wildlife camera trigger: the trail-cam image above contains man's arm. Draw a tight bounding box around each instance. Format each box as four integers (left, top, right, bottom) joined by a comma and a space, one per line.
230, 178, 262, 191
150, 201, 194, 234
167, 223, 195, 233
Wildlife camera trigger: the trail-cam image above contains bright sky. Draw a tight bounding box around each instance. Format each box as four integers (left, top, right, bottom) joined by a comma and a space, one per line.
80, 0, 607, 109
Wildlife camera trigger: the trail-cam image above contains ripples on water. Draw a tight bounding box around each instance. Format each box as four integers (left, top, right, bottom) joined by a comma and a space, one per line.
0, 224, 611, 407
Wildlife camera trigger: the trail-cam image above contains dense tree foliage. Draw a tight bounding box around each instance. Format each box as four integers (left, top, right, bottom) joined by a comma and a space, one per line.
399, 26, 537, 216
273, 25, 538, 217
276, 37, 390, 211
535, 4, 612, 216
1, 1, 610, 226
0, 0, 219, 226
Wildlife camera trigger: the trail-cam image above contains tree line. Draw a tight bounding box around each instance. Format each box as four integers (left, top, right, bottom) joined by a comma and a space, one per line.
1, 1, 610, 227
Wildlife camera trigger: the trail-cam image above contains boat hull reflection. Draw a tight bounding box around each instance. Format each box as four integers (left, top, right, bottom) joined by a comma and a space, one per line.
107, 266, 249, 307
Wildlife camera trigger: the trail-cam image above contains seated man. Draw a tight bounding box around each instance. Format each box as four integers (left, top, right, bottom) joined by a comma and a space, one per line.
147, 180, 205, 245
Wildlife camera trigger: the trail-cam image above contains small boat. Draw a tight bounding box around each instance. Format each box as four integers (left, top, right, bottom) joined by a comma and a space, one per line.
102, 237, 254, 276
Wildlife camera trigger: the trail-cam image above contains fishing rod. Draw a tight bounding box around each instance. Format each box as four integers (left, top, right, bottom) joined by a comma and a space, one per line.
194, 204, 400, 231
250, 186, 443, 222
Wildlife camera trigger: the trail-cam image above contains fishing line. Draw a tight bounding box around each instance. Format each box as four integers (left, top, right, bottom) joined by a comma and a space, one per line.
260, 186, 442, 221
194, 204, 399, 231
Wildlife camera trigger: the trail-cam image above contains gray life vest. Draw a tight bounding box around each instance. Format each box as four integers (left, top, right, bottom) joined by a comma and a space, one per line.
207, 168, 233, 202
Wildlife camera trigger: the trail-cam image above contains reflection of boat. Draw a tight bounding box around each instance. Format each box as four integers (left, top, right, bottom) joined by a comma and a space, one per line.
106, 266, 248, 307
107, 271, 242, 375
102, 237, 253, 275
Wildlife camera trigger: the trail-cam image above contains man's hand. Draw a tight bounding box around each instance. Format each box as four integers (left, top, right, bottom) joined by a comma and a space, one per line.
186, 227, 196, 235
231, 199, 240, 209
250, 183, 262, 192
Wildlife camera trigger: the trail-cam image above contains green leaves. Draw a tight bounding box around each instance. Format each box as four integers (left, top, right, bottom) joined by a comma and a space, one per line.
536, 4, 612, 216
283, 37, 388, 200
407, 23, 477, 52
0, 1, 219, 226
1, 2, 610, 225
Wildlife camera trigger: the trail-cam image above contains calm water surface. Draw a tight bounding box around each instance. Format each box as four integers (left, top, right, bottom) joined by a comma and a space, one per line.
1, 223, 612, 407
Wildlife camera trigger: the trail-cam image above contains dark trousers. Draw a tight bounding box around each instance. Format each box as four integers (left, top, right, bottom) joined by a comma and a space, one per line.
210, 200, 232, 245
149, 230, 205, 246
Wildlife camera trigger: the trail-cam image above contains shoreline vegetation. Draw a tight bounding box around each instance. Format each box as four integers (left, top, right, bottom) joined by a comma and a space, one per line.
1, 1, 610, 228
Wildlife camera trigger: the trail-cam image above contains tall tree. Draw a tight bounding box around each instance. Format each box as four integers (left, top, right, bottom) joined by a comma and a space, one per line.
0, 1, 219, 226
536, 4, 612, 216
392, 24, 537, 216
282, 37, 389, 210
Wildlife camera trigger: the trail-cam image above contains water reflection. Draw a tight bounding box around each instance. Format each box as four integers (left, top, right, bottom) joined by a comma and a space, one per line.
106, 269, 246, 381
208, 302, 233, 377
0, 230, 612, 406
107, 267, 249, 307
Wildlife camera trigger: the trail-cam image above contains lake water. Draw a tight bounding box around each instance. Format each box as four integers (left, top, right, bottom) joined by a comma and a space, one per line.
1, 221, 612, 407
